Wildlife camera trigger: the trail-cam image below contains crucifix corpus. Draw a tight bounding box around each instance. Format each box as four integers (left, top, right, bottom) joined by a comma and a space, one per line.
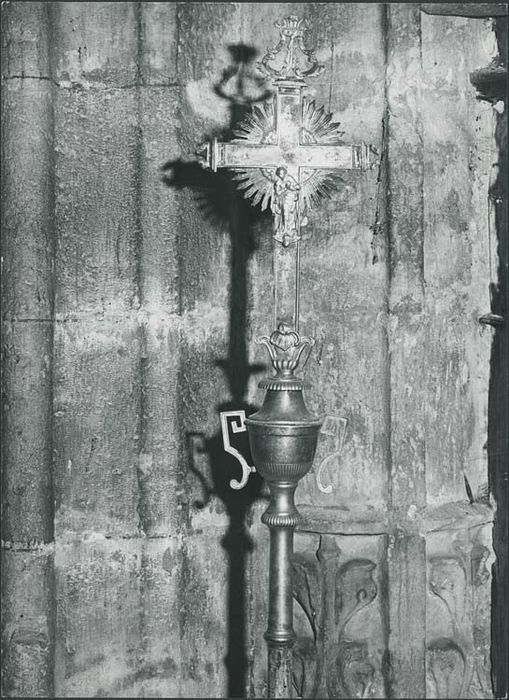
197, 15, 375, 699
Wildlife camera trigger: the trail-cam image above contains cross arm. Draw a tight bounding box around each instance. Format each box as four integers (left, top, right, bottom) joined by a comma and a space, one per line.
196, 138, 375, 173
293, 143, 373, 170
196, 138, 282, 172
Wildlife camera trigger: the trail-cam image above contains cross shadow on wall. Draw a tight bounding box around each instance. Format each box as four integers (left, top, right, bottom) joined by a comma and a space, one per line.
161, 44, 272, 698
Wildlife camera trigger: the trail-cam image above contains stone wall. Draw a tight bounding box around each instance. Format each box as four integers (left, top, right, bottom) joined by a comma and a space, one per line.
1, 3, 504, 698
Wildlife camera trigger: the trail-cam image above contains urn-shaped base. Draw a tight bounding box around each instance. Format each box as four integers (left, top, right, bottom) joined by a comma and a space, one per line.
245, 378, 321, 484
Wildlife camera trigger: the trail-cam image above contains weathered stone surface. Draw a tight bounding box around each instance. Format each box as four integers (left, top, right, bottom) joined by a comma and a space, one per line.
174, 0, 250, 538
386, 3, 426, 513
385, 5, 428, 697
137, 86, 182, 535
301, 3, 387, 510
422, 13, 494, 507
2, 321, 53, 543
1, 80, 54, 319
50, 2, 138, 88
1, 6, 56, 697
135, 318, 182, 535
1, 6, 54, 321
1, 548, 55, 698
140, 2, 178, 86
0, 2, 51, 80
421, 3, 507, 18
54, 538, 180, 697
178, 530, 229, 697
54, 533, 228, 697
387, 533, 427, 698
178, 322, 231, 522
52, 319, 142, 539
50, 3, 142, 541
139, 87, 181, 314
176, 1, 242, 315
53, 88, 139, 316
1, 2, 55, 541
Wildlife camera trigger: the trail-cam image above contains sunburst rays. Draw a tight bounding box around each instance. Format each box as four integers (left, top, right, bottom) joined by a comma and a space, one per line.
231, 169, 274, 211
301, 98, 344, 144
232, 102, 276, 144
229, 96, 344, 217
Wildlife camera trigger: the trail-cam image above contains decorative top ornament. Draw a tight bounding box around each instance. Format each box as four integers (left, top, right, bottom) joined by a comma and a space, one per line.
256, 323, 314, 378
258, 16, 324, 83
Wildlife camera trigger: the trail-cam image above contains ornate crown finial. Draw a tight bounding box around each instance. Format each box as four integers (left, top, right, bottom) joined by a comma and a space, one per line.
258, 16, 324, 83
256, 323, 315, 377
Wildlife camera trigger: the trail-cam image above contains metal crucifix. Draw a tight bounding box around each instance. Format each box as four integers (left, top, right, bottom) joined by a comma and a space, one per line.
198, 15, 372, 332
197, 15, 375, 699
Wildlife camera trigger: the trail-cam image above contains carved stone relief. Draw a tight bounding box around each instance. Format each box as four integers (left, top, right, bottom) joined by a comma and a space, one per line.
425, 524, 493, 699
289, 524, 493, 700
291, 534, 386, 699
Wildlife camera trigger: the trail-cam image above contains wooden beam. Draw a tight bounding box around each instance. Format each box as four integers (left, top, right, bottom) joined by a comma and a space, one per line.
421, 3, 508, 17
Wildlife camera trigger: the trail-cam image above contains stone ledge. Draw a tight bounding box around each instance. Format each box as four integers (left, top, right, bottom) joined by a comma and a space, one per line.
421, 3, 508, 17
421, 500, 493, 533
295, 500, 493, 536
296, 503, 388, 535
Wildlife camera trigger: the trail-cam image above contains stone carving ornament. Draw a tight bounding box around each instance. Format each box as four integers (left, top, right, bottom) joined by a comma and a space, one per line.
291, 536, 383, 699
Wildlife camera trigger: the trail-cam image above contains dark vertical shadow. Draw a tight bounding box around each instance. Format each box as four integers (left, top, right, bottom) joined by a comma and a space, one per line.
487, 106, 508, 700
163, 44, 271, 697
487, 80, 508, 700
472, 19, 508, 698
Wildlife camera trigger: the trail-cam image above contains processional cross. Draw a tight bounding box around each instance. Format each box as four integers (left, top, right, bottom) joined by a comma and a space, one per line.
197, 16, 375, 699
198, 15, 372, 332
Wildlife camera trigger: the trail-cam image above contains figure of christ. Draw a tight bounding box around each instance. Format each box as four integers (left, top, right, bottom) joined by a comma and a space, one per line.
263, 166, 309, 247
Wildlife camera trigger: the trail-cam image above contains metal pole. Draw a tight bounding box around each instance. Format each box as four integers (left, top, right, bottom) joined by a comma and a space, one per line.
263, 482, 299, 697
247, 383, 321, 698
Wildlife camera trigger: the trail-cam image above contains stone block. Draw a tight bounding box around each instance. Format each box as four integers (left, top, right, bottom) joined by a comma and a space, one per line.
2, 321, 53, 542
139, 3, 178, 86
1, 2, 50, 79
54, 538, 179, 697
139, 86, 181, 313
1, 80, 54, 320
421, 12, 494, 506
51, 2, 138, 88
54, 533, 228, 697
134, 317, 182, 536
54, 87, 139, 316
53, 319, 141, 538
1, 548, 55, 698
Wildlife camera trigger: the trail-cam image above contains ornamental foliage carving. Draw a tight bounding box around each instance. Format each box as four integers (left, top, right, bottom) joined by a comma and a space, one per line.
425, 528, 492, 699
291, 535, 384, 698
